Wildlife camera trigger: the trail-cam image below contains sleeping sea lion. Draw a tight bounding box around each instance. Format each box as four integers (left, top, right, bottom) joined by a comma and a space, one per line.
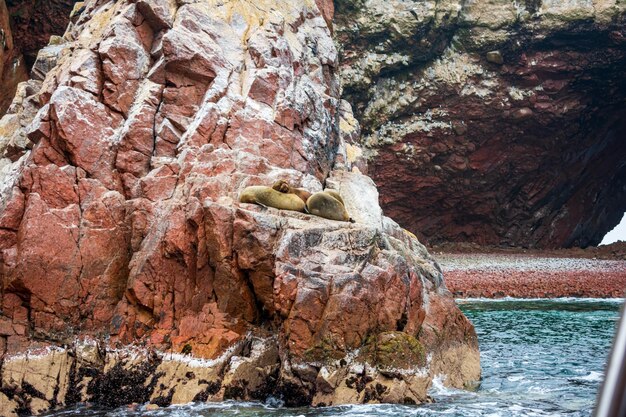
239, 186, 306, 212
271, 179, 312, 204
322, 190, 345, 205
306, 190, 353, 222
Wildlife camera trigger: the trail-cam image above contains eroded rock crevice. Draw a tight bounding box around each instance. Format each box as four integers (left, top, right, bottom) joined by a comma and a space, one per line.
336, 0, 626, 248
0, 1, 27, 116
0, 0, 75, 116
4, 0, 75, 68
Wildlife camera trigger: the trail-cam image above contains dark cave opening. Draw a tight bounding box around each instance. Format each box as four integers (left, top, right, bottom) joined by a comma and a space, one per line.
5, 0, 75, 69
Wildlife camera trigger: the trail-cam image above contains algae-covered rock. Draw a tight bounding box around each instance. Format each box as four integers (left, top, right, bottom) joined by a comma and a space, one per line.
360, 331, 426, 370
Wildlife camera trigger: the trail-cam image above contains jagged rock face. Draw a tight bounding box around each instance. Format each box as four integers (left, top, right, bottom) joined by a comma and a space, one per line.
0, 0, 28, 115
0, 0, 478, 413
336, 0, 626, 249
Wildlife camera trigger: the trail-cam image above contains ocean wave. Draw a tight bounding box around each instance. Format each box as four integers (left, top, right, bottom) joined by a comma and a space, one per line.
568, 370, 604, 385
429, 375, 478, 399
579, 371, 604, 382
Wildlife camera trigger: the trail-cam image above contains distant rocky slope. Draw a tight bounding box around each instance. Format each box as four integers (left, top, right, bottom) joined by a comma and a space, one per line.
335, 0, 626, 248
0, 0, 478, 415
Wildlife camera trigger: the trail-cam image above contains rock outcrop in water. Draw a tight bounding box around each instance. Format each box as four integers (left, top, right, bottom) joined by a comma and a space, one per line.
0, 0, 479, 414
335, 0, 626, 249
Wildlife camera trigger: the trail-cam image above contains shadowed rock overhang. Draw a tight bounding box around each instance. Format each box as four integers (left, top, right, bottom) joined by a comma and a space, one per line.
335, 0, 626, 249
0, 0, 74, 115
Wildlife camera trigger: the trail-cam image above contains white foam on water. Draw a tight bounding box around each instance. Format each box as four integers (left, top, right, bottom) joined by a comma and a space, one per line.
582, 370, 604, 381
430, 374, 452, 395
136, 400, 284, 416
527, 385, 558, 394
429, 374, 477, 399
574, 370, 604, 382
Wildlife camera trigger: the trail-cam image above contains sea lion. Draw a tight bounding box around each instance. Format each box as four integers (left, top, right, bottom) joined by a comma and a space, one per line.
239, 186, 306, 212
322, 190, 345, 206
306, 190, 353, 222
271, 179, 312, 204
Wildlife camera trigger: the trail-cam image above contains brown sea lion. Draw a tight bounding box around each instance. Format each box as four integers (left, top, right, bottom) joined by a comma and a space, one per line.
306, 190, 353, 222
322, 190, 345, 206
239, 186, 306, 212
271, 179, 312, 204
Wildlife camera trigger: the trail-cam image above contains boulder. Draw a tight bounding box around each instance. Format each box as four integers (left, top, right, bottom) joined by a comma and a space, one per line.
0, 0, 479, 414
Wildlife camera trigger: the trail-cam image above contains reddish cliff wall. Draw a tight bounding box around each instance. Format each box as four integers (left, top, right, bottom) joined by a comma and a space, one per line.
336, 0, 626, 249
0, 1, 479, 414
0, 0, 27, 115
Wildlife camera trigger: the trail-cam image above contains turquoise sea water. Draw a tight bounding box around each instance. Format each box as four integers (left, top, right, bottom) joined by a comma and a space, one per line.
44, 298, 623, 417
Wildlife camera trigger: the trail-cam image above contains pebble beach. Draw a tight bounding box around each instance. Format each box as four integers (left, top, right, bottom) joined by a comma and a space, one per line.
437, 250, 626, 298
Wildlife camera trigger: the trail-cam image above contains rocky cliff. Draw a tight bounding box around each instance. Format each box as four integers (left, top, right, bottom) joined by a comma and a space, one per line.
0, 0, 27, 115
1, 0, 76, 115
336, 0, 626, 249
0, 0, 478, 414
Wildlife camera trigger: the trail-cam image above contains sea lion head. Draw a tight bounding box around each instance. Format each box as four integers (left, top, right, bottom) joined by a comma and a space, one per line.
272, 179, 291, 194
272, 179, 312, 204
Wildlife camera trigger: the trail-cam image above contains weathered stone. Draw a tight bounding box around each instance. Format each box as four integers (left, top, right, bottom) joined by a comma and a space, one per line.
2, 348, 73, 410
326, 170, 382, 227
0, 391, 17, 417
485, 50, 503, 65
0, 80, 42, 161
0, 1, 479, 415
31, 43, 66, 81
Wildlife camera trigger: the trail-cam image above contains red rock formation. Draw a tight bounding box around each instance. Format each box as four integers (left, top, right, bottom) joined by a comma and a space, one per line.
0, 0, 28, 115
335, 0, 626, 249
0, 0, 478, 414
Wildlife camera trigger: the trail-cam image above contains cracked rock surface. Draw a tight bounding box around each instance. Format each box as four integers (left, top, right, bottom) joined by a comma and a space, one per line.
0, 0, 478, 414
